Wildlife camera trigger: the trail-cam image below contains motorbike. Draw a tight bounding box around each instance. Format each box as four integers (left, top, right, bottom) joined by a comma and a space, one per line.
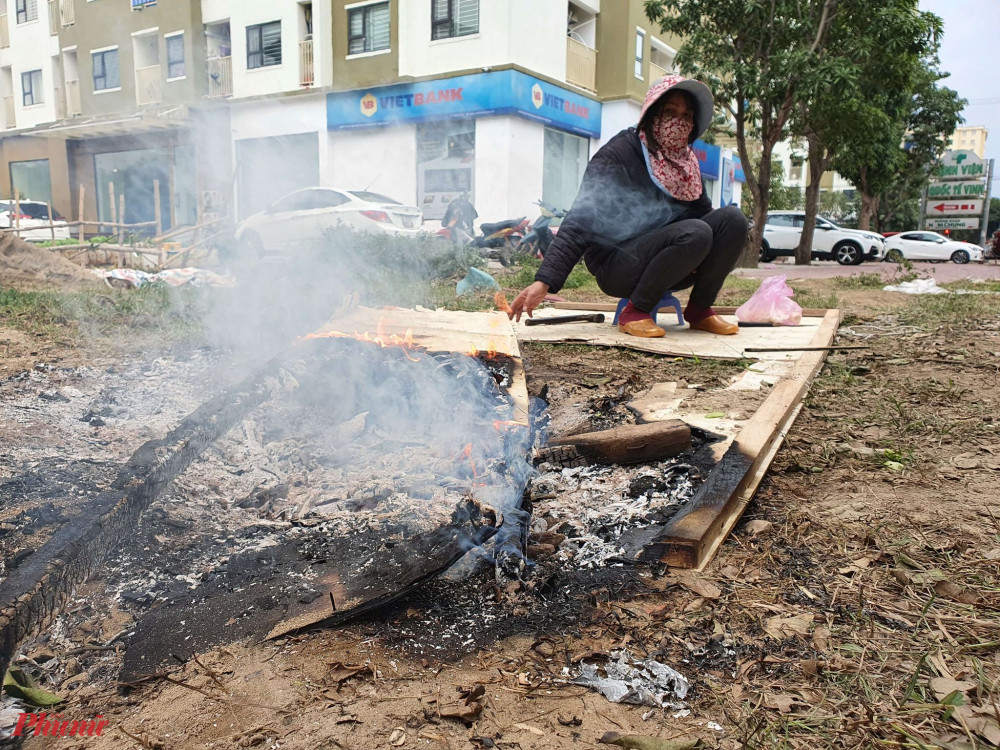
517, 200, 568, 258
436, 200, 529, 265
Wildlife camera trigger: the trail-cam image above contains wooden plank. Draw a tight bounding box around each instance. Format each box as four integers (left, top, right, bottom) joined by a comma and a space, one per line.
314, 306, 529, 425
639, 309, 841, 568
545, 420, 691, 465
516, 307, 824, 362
78, 185, 85, 243
551, 301, 832, 318
694, 402, 803, 572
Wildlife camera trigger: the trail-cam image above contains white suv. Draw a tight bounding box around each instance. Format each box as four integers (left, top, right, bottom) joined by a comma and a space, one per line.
762, 211, 885, 265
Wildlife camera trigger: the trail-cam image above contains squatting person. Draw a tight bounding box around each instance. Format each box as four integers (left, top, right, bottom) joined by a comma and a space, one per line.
508, 75, 749, 337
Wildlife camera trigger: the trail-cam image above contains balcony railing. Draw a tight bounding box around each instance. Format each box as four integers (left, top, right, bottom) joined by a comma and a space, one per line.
650, 62, 668, 83
3, 96, 15, 130
299, 39, 314, 87
48, 0, 58, 34
135, 65, 162, 106
206, 56, 233, 98
566, 37, 597, 93
66, 79, 80, 115
60, 0, 75, 25
0, 14, 8, 49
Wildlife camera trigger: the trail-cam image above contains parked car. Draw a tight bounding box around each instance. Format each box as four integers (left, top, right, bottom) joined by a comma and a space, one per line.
761, 211, 885, 265
0, 200, 71, 241
234, 188, 423, 254
882, 231, 984, 264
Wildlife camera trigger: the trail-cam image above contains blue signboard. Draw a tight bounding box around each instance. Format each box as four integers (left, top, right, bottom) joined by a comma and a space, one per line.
327, 69, 601, 138
692, 139, 721, 180
131, 0, 156, 7
733, 155, 745, 183
721, 156, 735, 206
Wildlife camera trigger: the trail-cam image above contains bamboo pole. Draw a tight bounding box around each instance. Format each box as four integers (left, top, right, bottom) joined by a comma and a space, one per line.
108, 182, 117, 228
78, 185, 85, 242
154, 180, 164, 266
117, 194, 125, 246
13, 190, 20, 234
47, 201, 54, 242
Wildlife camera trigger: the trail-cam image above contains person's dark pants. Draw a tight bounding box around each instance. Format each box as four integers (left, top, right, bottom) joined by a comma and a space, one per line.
590, 206, 749, 312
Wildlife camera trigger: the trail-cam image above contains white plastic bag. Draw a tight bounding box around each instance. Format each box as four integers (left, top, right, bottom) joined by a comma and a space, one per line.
735, 274, 802, 325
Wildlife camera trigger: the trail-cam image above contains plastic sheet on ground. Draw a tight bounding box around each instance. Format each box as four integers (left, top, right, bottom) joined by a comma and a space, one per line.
882, 278, 947, 295
570, 650, 689, 708
93, 268, 236, 289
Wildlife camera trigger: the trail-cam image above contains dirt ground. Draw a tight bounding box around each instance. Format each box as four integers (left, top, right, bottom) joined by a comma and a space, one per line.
2, 269, 999, 750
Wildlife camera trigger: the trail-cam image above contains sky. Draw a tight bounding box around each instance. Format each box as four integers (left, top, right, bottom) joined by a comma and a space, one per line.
919, 0, 1000, 165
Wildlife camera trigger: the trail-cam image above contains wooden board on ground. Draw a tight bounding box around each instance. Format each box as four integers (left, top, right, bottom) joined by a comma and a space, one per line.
618, 309, 841, 569
313, 305, 529, 426
515, 305, 825, 361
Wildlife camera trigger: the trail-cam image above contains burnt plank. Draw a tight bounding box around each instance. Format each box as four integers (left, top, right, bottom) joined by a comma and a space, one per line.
636, 309, 841, 569
544, 420, 691, 466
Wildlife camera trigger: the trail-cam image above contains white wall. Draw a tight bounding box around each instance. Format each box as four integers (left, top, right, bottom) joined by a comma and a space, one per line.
230, 93, 329, 172
4, 0, 61, 129
328, 124, 418, 203
210, 0, 330, 98
474, 116, 544, 228
399, 0, 566, 83
597, 99, 640, 149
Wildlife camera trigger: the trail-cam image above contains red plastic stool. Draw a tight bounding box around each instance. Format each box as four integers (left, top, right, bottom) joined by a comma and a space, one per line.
612, 292, 684, 326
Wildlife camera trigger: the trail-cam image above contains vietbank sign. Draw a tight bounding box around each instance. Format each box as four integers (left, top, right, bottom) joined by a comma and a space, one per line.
327, 70, 601, 138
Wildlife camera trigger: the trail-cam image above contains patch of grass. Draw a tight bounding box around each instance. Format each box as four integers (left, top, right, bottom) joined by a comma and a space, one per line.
902, 292, 997, 326
832, 272, 886, 290
505, 256, 599, 294
790, 288, 840, 310
36, 238, 83, 247
0, 285, 204, 344
939, 279, 1000, 293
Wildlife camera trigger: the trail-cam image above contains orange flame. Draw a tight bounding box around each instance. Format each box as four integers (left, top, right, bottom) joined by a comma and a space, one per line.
456, 442, 478, 478
306, 323, 421, 361
494, 292, 512, 314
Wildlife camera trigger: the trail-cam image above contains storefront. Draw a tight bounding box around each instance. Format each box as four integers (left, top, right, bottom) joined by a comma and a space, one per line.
326, 69, 602, 225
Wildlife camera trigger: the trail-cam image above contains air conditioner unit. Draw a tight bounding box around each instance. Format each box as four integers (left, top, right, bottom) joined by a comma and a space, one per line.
202, 190, 223, 208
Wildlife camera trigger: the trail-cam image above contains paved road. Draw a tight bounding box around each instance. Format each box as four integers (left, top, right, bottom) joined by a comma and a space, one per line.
734, 259, 1000, 283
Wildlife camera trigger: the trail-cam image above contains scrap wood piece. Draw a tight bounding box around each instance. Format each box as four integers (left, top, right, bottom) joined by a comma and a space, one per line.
538, 421, 691, 466
629, 309, 841, 569
267, 497, 501, 639
121, 498, 500, 678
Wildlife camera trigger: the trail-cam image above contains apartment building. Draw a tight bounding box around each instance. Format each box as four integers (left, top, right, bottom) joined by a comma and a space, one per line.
0, 0, 743, 236
949, 125, 988, 160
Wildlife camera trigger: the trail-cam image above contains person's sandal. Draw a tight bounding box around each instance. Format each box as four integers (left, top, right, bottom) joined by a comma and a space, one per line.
618, 318, 666, 338
687, 315, 738, 335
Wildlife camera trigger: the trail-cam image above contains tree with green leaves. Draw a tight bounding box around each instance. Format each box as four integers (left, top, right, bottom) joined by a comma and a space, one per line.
645, 0, 840, 267
834, 60, 964, 234
790, 1, 943, 263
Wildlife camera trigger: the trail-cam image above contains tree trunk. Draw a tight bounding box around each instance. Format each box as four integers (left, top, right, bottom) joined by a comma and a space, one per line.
797, 133, 829, 265
744, 152, 772, 268
859, 192, 879, 231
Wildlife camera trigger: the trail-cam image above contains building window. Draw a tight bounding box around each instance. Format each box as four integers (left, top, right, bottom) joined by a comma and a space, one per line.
247, 21, 282, 69
166, 34, 185, 79
348, 2, 390, 55
634, 29, 645, 79
131, 0, 157, 7
92, 48, 121, 91
543, 127, 589, 213
16, 0, 38, 24
431, 0, 478, 40
21, 69, 43, 106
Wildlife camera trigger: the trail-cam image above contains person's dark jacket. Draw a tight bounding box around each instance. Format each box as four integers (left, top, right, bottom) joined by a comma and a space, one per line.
534, 127, 712, 293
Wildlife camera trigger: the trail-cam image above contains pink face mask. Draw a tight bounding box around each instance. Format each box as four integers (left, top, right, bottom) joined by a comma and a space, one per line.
650, 114, 693, 152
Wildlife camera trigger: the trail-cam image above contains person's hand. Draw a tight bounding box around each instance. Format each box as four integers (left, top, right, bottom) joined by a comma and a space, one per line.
509, 281, 550, 322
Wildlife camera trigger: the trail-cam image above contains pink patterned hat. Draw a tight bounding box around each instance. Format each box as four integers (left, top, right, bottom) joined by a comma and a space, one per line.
639, 74, 714, 141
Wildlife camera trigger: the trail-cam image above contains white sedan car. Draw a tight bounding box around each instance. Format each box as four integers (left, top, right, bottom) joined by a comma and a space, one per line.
235, 188, 423, 253
883, 231, 984, 264
0, 200, 71, 241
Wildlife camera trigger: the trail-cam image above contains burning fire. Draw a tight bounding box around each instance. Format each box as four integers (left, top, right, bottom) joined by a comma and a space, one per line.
457, 442, 478, 478
306, 321, 422, 362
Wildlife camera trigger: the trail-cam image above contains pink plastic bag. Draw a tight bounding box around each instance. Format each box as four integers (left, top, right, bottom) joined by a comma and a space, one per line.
735, 274, 802, 325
